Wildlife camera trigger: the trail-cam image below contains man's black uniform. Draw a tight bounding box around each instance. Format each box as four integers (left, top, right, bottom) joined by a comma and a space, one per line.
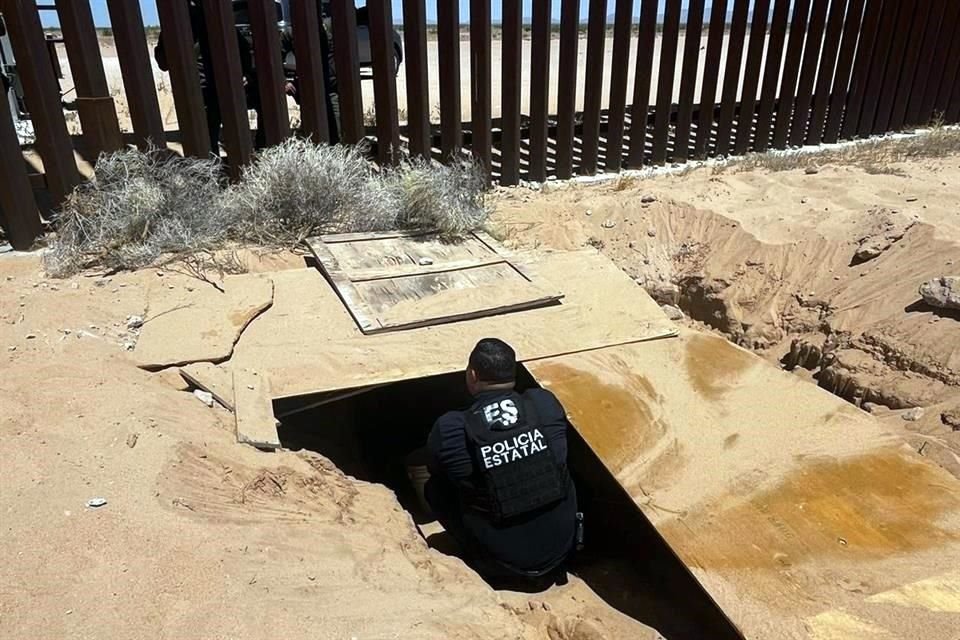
426, 388, 577, 576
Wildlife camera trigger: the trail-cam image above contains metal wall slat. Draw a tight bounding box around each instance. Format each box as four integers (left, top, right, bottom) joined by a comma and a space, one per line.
840, 0, 884, 139
367, 0, 400, 165
772, 0, 812, 148
0, 86, 42, 249
402, 0, 430, 158
787, 0, 829, 146
248, 0, 290, 146
715, 0, 750, 157
555, 0, 580, 179
627, 0, 659, 167
857, 0, 898, 137
872, 0, 916, 133
695, 0, 730, 158
604, 0, 635, 172
437, 0, 462, 160
652, 0, 682, 164
528, 0, 552, 181
290, 0, 330, 143
754, 0, 791, 151
823, 0, 866, 142
579, 0, 607, 175
734, 0, 772, 154
470, 0, 492, 173
806, 0, 849, 144
500, 0, 523, 184
330, 0, 365, 144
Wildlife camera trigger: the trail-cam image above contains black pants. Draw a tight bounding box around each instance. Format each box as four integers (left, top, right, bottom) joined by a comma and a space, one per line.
203, 86, 266, 156
424, 475, 568, 586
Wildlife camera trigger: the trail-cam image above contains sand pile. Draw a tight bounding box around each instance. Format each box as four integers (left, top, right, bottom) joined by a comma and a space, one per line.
491, 151, 960, 479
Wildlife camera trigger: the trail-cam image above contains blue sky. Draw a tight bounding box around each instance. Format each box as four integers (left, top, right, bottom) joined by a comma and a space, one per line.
39, 1, 704, 28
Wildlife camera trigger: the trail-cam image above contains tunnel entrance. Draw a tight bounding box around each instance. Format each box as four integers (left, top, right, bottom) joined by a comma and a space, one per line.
274, 368, 742, 640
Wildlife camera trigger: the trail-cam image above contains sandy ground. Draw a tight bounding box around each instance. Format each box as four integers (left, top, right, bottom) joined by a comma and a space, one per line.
490, 145, 960, 480
0, 251, 660, 639
3, 134, 959, 637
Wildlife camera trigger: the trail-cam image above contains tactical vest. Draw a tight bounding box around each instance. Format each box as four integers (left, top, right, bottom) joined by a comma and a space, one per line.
464, 392, 568, 523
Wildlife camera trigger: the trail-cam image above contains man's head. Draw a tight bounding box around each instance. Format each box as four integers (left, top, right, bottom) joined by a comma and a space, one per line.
466, 338, 517, 395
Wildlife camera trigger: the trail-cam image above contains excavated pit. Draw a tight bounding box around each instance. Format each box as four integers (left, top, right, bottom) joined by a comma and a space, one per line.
274, 369, 741, 640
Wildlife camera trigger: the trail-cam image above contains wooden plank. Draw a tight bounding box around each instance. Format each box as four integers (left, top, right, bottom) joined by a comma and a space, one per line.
180, 362, 235, 412
604, 0, 634, 172
0, 84, 42, 250
55, 0, 123, 155
156, 0, 210, 157
715, 0, 750, 157
823, 0, 867, 143
106, 0, 166, 149
917, 2, 960, 124
579, 0, 607, 175
234, 367, 280, 450
470, 0, 492, 174
694, 0, 729, 158
500, 0, 523, 185
904, 0, 947, 127
841, 0, 884, 139
305, 239, 377, 332
753, 0, 791, 151
872, 0, 916, 134
402, 0, 431, 158
231, 253, 679, 401
0, 0, 79, 203
203, 0, 253, 176
627, 0, 659, 167
348, 258, 509, 283
322, 233, 499, 272
806, 0, 849, 144
248, 0, 290, 146
888, 0, 931, 131
437, 0, 462, 160
368, 0, 400, 165
788, 0, 829, 146
330, 0, 364, 144
528, 0, 552, 181
291, 0, 330, 143
318, 229, 436, 244
733, 0, 771, 154
674, 0, 706, 162
555, 0, 580, 179
652, 0, 682, 165
857, 0, 898, 137
527, 332, 960, 640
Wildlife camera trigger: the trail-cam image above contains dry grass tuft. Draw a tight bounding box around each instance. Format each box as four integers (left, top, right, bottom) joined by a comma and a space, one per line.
717, 123, 960, 175
389, 157, 490, 237
222, 138, 399, 245
44, 147, 226, 276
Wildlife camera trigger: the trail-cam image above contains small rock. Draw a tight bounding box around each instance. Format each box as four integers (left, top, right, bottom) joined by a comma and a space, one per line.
901, 407, 924, 422
805, 166, 819, 175
600, 219, 616, 229
193, 389, 215, 408
25, 333, 36, 340
905, 196, 918, 203
123, 342, 135, 351
661, 304, 684, 321
86, 497, 108, 508
70, 282, 79, 290
584, 209, 592, 216
800, 197, 809, 204
862, 402, 881, 414
126, 433, 139, 449
640, 194, 657, 204
418, 257, 434, 266
7, 346, 16, 352
126, 315, 144, 330
941, 409, 960, 431
644, 281, 681, 305
646, 228, 657, 238
919, 276, 960, 310
156, 270, 165, 277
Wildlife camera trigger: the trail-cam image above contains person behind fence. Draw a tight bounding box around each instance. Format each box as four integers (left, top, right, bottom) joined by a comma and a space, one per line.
425, 339, 579, 585
154, 0, 265, 154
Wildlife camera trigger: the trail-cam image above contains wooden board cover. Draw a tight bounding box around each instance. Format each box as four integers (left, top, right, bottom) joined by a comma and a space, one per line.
305, 231, 562, 334
527, 332, 960, 639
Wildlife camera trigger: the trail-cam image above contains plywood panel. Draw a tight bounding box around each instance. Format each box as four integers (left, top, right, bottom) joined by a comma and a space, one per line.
527, 332, 960, 640
231, 250, 677, 400
306, 232, 561, 334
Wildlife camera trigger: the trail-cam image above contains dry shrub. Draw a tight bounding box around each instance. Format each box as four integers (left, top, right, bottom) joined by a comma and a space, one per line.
222, 138, 399, 245
390, 157, 490, 236
44, 147, 226, 276
44, 139, 491, 276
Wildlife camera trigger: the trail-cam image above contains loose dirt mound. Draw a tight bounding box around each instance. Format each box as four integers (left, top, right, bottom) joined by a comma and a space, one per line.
491, 154, 960, 479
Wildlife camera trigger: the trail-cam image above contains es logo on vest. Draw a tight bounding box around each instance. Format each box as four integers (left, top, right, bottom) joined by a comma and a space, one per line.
483, 399, 519, 426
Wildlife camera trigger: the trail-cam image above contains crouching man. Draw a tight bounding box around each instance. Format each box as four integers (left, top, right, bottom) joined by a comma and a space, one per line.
425, 338, 578, 586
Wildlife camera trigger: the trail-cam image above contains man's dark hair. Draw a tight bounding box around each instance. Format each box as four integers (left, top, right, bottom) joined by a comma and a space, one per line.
469, 338, 516, 384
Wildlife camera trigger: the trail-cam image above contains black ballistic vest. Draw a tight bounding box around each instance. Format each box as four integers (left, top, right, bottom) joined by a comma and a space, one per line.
464, 392, 568, 522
